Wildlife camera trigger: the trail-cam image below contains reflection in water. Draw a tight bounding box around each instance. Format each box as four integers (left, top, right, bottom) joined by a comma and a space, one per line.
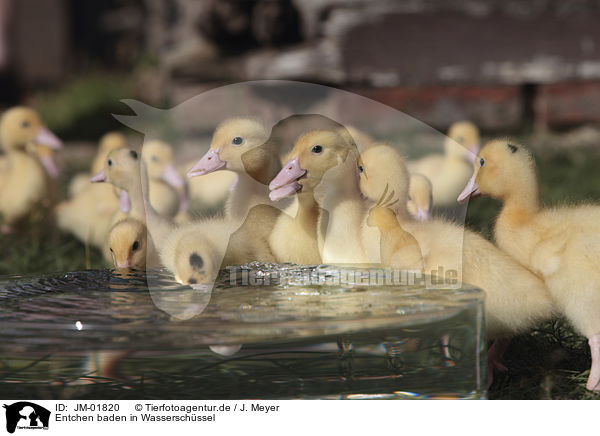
0, 264, 485, 399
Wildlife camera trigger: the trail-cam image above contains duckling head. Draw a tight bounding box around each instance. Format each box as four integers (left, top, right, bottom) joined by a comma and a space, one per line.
173, 235, 220, 286
269, 129, 358, 201
187, 118, 269, 178
142, 139, 185, 188
108, 218, 148, 269
0, 106, 62, 151
90, 147, 141, 190
458, 139, 537, 203
91, 131, 127, 174
407, 174, 433, 221
358, 143, 410, 207
445, 121, 480, 163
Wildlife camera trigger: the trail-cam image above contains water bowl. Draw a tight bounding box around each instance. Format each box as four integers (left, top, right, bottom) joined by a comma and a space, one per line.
0, 265, 486, 399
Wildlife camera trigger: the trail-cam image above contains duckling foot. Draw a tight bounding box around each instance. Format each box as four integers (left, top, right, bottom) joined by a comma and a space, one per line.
487, 337, 511, 387
586, 334, 600, 391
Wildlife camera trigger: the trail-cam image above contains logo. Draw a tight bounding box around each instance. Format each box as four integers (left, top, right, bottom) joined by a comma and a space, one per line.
3, 402, 50, 434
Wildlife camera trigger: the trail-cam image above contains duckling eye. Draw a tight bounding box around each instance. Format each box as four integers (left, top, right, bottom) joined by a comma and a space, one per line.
107, 159, 113, 167
110, 247, 114, 253
151, 155, 158, 162
132, 241, 139, 252
358, 165, 364, 173
232, 136, 244, 146
480, 158, 485, 167
188, 278, 197, 285
21, 120, 30, 128
311, 145, 323, 154
130, 150, 138, 160
408, 195, 412, 201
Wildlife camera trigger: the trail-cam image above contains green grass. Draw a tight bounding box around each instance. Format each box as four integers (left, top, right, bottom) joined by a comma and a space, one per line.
32, 73, 135, 141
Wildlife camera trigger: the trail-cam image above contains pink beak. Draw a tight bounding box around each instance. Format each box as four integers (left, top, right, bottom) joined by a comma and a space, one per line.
457, 174, 481, 203
90, 169, 107, 183
161, 164, 185, 188
35, 127, 62, 150
40, 154, 59, 179
187, 148, 226, 178
115, 260, 132, 269
268, 157, 306, 201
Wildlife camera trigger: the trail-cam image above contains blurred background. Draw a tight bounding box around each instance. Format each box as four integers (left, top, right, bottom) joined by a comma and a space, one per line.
4, 0, 600, 140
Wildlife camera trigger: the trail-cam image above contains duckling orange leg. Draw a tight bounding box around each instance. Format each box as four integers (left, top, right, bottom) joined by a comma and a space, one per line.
586, 333, 600, 391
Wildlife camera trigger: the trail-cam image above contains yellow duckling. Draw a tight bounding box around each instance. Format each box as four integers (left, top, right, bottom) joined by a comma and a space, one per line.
187, 118, 277, 223
459, 139, 600, 391
361, 143, 555, 334
107, 218, 160, 269
141, 139, 185, 219
0, 106, 62, 233
161, 205, 277, 286
358, 145, 424, 270
0, 143, 61, 204
408, 120, 480, 207
68, 131, 126, 198
267, 115, 356, 265
268, 129, 367, 264
407, 173, 433, 221
91, 148, 173, 251
362, 143, 557, 382
56, 133, 127, 251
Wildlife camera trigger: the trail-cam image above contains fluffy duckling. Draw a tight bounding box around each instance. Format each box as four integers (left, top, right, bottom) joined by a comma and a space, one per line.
56, 133, 128, 251
358, 143, 556, 377
55, 182, 120, 251
408, 120, 480, 207
187, 118, 277, 223
91, 148, 172, 251
141, 140, 186, 219
161, 205, 277, 286
68, 132, 126, 198
407, 173, 433, 221
107, 218, 160, 269
458, 139, 600, 391
0, 106, 62, 233
267, 115, 358, 265
269, 129, 367, 264
358, 145, 424, 269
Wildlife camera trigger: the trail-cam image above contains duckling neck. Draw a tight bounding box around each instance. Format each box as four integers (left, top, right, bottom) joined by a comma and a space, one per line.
498, 187, 540, 228
227, 170, 271, 222
128, 164, 172, 249
296, 191, 320, 234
